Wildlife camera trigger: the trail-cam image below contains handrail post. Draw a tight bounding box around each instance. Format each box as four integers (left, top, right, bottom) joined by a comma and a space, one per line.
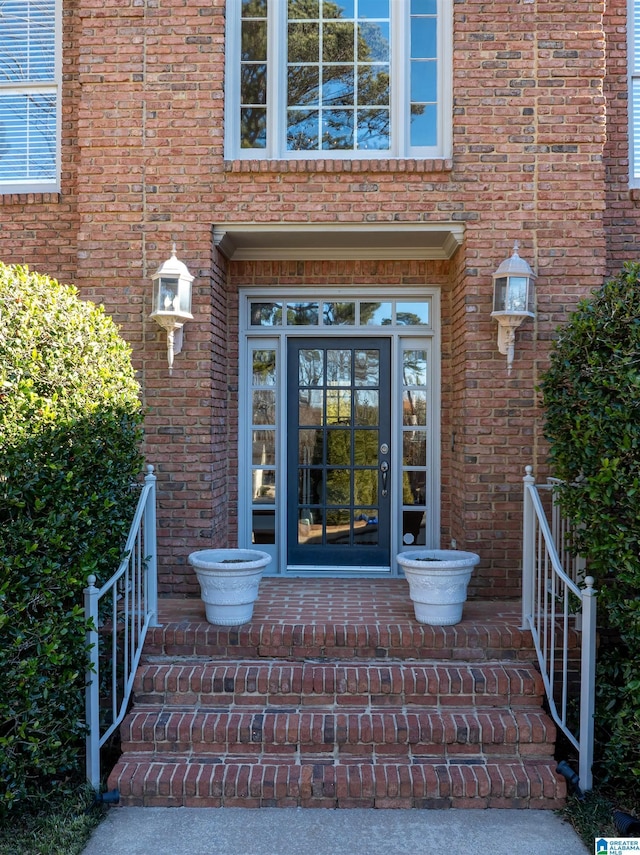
578, 575, 597, 792
84, 574, 101, 791
144, 465, 159, 627
521, 465, 536, 630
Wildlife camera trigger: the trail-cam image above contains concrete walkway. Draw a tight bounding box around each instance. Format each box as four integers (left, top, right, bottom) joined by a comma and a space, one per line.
81, 807, 589, 855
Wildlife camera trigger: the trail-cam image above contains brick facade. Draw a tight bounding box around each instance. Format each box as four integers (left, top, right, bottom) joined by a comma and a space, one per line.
1, 0, 633, 598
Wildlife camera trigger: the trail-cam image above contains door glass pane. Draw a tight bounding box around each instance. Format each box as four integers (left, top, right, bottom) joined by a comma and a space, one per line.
326, 389, 351, 424
299, 389, 324, 425
298, 428, 324, 464
354, 389, 378, 425
253, 429, 275, 465
403, 430, 427, 467
354, 429, 378, 465
354, 469, 377, 505
299, 349, 324, 385
326, 509, 351, 544
253, 509, 275, 544
253, 350, 277, 384
402, 350, 427, 385
253, 469, 276, 501
402, 390, 426, 425
298, 508, 321, 545
327, 429, 351, 465
402, 510, 426, 546
354, 509, 379, 544
252, 389, 276, 424
327, 349, 351, 385
326, 469, 350, 504
354, 349, 379, 385
298, 468, 322, 504
250, 342, 277, 552
403, 471, 426, 505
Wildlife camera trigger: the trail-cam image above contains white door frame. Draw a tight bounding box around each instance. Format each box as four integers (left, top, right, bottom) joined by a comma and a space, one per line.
238, 287, 441, 576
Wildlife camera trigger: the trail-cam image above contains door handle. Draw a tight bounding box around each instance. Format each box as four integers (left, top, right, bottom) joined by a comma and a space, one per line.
380, 461, 389, 497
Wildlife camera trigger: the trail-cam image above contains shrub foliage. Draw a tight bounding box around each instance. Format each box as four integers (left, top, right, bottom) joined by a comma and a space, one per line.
540, 261, 640, 784
0, 263, 144, 814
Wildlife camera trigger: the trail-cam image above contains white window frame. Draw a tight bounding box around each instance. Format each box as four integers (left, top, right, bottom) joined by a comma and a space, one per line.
238, 287, 441, 577
630, 0, 640, 186
225, 0, 452, 161
0, 0, 62, 194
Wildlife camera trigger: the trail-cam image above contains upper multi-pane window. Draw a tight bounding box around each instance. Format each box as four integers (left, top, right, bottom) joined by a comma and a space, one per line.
0, 0, 60, 192
227, 0, 451, 159
631, 1, 640, 185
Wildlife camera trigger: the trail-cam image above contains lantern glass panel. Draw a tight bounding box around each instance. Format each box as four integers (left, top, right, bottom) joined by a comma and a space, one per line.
506, 276, 529, 313
178, 277, 192, 315
156, 277, 180, 312
493, 277, 507, 312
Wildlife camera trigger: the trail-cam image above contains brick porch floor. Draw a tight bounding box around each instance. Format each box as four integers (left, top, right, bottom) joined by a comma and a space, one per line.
158, 578, 525, 625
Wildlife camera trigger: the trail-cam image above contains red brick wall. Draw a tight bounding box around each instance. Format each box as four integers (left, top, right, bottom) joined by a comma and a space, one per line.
604, 0, 640, 271
0, 0, 619, 598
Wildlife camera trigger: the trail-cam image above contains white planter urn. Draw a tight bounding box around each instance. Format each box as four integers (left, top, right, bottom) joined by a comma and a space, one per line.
396, 549, 480, 626
187, 548, 272, 626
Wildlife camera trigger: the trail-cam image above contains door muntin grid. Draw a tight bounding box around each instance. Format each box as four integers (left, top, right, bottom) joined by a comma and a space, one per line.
287, 337, 391, 567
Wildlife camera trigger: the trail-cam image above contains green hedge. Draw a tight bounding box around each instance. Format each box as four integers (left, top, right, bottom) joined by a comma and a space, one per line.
0, 263, 144, 815
540, 262, 640, 784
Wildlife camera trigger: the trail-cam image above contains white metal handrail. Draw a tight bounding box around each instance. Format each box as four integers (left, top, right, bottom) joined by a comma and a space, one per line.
84, 464, 159, 791
522, 466, 596, 792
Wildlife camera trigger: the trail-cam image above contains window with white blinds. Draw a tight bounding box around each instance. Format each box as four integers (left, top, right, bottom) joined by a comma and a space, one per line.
631, 0, 640, 185
0, 0, 60, 192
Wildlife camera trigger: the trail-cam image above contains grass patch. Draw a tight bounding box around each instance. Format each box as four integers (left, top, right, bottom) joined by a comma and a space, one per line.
0, 786, 107, 855
562, 782, 640, 850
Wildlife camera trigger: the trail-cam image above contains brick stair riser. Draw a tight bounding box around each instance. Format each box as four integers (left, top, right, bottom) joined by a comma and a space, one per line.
108, 759, 567, 810
134, 662, 544, 709
121, 708, 555, 761
145, 623, 541, 662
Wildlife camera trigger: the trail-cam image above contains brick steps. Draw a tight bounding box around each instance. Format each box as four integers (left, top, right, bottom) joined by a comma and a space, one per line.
133, 660, 545, 708
121, 706, 555, 760
144, 615, 539, 662
108, 757, 565, 809
110, 658, 564, 807
110, 596, 564, 809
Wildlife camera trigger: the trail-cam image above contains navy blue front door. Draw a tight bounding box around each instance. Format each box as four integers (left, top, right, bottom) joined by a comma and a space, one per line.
287, 338, 391, 568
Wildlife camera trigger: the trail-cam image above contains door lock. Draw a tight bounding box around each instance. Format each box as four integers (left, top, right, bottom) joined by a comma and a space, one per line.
380, 460, 389, 496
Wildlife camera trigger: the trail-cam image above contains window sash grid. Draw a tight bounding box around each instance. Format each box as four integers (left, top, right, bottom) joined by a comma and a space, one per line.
227, 0, 450, 161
